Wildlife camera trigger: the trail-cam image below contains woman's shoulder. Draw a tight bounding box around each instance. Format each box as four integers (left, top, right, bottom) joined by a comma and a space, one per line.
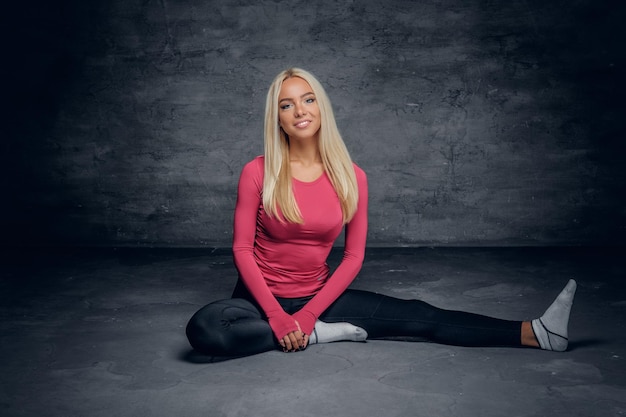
237, 156, 265, 188
247, 155, 264, 167
241, 155, 264, 175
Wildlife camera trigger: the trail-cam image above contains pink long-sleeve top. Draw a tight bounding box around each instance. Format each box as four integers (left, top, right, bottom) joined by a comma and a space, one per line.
232, 156, 368, 340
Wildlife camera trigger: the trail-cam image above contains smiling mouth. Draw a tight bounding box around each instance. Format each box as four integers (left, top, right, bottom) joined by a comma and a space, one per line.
295, 120, 311, 128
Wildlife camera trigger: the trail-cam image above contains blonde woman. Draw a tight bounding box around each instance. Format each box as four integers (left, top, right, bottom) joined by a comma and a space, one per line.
186, 68, 576, 357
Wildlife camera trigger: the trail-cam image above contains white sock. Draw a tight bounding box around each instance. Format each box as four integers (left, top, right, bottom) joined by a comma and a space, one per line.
308, 320, 368, 344
531, 279, 577, 351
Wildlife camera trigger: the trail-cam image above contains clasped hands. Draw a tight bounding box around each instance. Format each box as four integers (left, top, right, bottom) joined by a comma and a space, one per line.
279, 320, 309, 352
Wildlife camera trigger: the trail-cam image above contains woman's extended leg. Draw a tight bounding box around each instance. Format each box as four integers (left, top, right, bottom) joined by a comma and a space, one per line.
320, 290, 522, 346
186, 298, 276, 356
320, 279, 576, 350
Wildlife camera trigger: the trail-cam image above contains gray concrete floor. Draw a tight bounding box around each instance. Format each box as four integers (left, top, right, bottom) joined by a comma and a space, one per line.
1, 247, 624, 417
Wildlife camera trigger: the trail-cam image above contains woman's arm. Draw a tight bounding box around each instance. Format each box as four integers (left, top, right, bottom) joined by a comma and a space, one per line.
292, 167, 369, 335
232, 159, 301, 341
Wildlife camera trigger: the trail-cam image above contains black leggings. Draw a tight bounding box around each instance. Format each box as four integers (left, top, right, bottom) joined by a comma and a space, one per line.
186, 281, 522, 357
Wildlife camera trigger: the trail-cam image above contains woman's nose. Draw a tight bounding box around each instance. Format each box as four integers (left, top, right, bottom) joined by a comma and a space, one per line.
294, 103, 306, 117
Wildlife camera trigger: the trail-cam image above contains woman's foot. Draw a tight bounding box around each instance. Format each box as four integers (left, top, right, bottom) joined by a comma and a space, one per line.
308, 320, 368, 344
531, 279, 577, 351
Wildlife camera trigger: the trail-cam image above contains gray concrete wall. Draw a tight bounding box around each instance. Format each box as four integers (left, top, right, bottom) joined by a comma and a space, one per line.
3, 0, 624, 247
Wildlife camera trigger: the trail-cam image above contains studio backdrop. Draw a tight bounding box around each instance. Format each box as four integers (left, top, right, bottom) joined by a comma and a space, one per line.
3, 0, 624, 247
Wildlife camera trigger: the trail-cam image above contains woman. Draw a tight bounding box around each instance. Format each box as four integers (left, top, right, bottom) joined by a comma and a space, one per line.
186, 68, 576, 357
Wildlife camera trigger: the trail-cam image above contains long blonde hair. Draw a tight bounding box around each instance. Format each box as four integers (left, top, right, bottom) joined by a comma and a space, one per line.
263, 68, 358, 224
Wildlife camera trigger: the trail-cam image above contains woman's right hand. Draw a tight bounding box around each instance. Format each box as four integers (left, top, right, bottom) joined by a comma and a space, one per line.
278, 321, 309, 352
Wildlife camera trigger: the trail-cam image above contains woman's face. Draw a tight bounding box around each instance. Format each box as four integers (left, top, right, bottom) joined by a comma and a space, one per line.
278, 77, 321, 141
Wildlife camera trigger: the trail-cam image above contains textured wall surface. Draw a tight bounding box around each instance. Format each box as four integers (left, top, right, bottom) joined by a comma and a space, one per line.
3, 0, 624, 247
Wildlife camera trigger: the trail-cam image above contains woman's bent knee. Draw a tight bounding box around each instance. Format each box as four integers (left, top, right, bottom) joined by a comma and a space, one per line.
185, 299, 262, 355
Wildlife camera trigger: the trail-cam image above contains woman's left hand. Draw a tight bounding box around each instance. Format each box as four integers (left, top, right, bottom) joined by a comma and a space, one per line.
279, 321, 309, 352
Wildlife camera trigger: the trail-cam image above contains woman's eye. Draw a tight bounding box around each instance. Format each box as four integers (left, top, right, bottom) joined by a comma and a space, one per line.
280, 103, 293, 110
305, 98, 315, 104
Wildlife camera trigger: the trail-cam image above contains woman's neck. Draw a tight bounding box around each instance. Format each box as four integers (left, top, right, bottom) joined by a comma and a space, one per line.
289, 142, 324, 182
289, 142, 321, 167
